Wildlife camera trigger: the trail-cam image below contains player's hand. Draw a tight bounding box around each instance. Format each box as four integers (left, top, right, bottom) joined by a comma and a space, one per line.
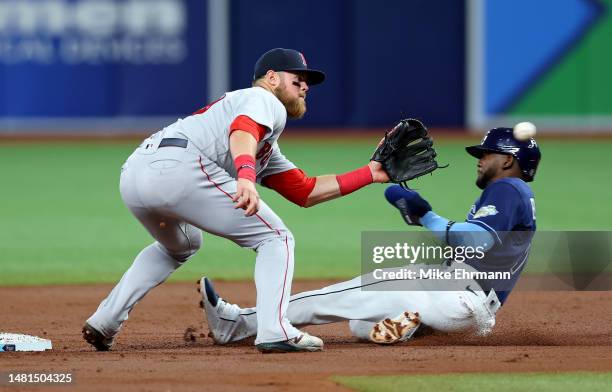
384, 185, 432, 226
233, 178, 260, 216
368, 161, 390, 183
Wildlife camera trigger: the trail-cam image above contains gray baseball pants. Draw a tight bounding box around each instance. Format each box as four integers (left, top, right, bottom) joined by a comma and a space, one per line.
86, 135, 300, 344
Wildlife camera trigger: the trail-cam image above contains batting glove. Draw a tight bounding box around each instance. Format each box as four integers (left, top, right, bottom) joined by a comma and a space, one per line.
384, 185, 432, 226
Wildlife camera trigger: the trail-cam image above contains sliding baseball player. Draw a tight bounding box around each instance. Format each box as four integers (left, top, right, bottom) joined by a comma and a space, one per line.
197, 128, 541, 345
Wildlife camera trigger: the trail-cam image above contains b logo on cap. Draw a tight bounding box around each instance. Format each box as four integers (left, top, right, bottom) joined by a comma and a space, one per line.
299, 52, 307, 66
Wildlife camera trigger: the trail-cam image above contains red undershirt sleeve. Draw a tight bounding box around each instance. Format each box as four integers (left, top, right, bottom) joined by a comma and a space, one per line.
229, 115, 267, 142
262, 168, 317, 207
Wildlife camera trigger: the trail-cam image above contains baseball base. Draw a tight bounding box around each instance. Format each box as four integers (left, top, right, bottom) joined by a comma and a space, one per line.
0, 333, 52, 352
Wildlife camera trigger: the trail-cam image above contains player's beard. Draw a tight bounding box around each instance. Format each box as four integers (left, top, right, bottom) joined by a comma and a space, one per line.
274, 83, 307, 119
476, 166, 496, 189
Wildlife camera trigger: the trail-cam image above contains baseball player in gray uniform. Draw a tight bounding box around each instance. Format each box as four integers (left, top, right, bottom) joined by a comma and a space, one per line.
82, 48, 390, 353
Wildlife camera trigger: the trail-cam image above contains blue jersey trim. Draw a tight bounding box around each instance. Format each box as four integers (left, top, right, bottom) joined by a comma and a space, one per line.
466, 219, 502, 244
510, 243, 532, 274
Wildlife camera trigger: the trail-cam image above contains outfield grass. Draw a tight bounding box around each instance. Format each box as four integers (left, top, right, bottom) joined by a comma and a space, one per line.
1, 137, 610, 285
333, 372, 612, 392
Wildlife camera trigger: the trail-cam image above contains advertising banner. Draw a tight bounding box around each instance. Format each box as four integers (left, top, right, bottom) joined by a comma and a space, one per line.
467, 0, 612, 131
0, 0, 207, 131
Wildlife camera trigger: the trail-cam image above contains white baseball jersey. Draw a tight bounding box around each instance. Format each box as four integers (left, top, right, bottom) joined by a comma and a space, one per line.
162, 86, 296, 179
87, 85, 306, 346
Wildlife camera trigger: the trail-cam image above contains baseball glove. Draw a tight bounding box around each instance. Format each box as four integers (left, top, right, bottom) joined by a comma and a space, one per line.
371, 119, 443, 186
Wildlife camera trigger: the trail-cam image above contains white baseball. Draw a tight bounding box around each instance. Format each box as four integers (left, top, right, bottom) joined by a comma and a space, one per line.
513, 122, 537, 141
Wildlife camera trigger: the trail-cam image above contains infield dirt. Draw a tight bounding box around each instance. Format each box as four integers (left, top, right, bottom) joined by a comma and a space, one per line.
1, 280, 611, 391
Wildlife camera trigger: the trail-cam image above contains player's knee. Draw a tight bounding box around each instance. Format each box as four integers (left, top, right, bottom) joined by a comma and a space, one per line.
185, 229, 203, 254
252, 227, 294, 251
161, 229, 203, 263
278, 228, 295, 249
283, 229, 295, 244
270, 227, 294, 246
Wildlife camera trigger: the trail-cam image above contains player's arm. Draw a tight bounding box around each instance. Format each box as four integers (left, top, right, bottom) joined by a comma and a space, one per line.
262, 161, 388, 208
421, 212, 494, 250
306, 161, 389, 207
385, 185, 494, 250
229, 116, 267, 216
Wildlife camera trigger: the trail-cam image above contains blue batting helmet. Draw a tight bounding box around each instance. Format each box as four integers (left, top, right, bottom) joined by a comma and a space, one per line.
465, 127, 541, 182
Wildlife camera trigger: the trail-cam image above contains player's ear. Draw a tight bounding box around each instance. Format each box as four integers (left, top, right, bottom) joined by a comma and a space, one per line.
501, 155, 515, 170
266, 70, 281, 88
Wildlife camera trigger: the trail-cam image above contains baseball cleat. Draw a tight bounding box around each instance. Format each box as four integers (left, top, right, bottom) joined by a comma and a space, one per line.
256, 332, 323, 353
82, 323, 115, 351
197, 276, 243, 345
369, 311, 421, 344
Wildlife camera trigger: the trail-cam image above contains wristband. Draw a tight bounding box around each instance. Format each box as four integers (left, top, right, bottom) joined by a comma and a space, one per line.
336, 165, 373, 195
445, 220, 456, 245
234, 154, 256, 183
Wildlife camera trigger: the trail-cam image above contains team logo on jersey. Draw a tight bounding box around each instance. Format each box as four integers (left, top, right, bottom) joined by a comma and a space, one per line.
473, 205, 499, 218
